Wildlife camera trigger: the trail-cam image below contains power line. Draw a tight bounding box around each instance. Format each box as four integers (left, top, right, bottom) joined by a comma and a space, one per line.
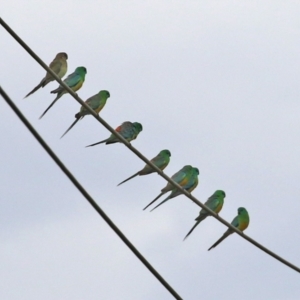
1, 17, 300, 274
0, 86, 183, 300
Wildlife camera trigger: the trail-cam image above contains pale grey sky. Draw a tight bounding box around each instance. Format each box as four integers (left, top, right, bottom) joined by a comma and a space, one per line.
1, 1, 300, 299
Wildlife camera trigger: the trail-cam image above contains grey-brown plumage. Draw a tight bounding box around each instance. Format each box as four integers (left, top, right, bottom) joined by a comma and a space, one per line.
24, 52, 68, 98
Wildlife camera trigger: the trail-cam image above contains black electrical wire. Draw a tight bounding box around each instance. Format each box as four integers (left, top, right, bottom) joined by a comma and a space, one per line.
0, 86, 184, 300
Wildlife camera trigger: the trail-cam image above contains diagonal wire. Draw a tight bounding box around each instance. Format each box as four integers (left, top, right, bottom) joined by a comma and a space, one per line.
1, 17, 300, 274
0, 85, 183, 300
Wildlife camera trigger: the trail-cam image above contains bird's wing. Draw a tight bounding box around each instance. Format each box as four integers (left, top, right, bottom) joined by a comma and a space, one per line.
49, 59, 63, 74
64, 73, 81, 87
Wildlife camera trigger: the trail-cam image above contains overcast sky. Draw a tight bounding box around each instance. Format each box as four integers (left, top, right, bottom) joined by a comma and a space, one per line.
1, 1, 300, 299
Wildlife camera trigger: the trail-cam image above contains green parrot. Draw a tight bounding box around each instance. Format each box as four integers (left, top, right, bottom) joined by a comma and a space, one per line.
24, 52, 68, 98
61, 90, 110, 138
143, 165, 193, 210
117, 150, 171, 186
39, 66, 87, 119
143, 166, 199, 211
86, 121, 143, 147
183, 190, 226, 240
208, 207, 250, 251
149, 167, 199, 212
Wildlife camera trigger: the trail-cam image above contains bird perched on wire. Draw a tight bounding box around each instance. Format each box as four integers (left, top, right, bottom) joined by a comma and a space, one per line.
143, 165, 199, 211
39, 66, 87, 119
117, 150, 171, 186
183, 190, 226, 240
24, 52, 68, 98
143, 165, 193, 210
61, 90, 110, 138
86, 121, 143, 147
149, 167, 199, 212
208, 207, 249, 251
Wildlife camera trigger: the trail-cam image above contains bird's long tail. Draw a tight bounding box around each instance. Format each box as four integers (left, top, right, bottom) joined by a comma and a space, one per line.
24, 79, 47, 98
183, 216, 206, 241
85, 139, 108, 147
39, 94, 61, 119
117, 172, 140, 186
150, 194, 172, 212
105, 138, 119, 145
143, 192, 164, 210
51, 86, 61, 93
60, 118, 80, 139
208, 231, 232, 251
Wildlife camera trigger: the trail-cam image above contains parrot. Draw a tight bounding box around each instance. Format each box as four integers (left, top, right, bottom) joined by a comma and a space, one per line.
39, 66, 87, 119
117, 149, 171, 186
208, 207, 250, 251
24, 52, 68, 98
149, 167, 199, 212
143, 165, 199, 211
86, 121, 143, 147
143, 165, 194, 210
183, 190, 226, 240
60, 90, 110, 138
